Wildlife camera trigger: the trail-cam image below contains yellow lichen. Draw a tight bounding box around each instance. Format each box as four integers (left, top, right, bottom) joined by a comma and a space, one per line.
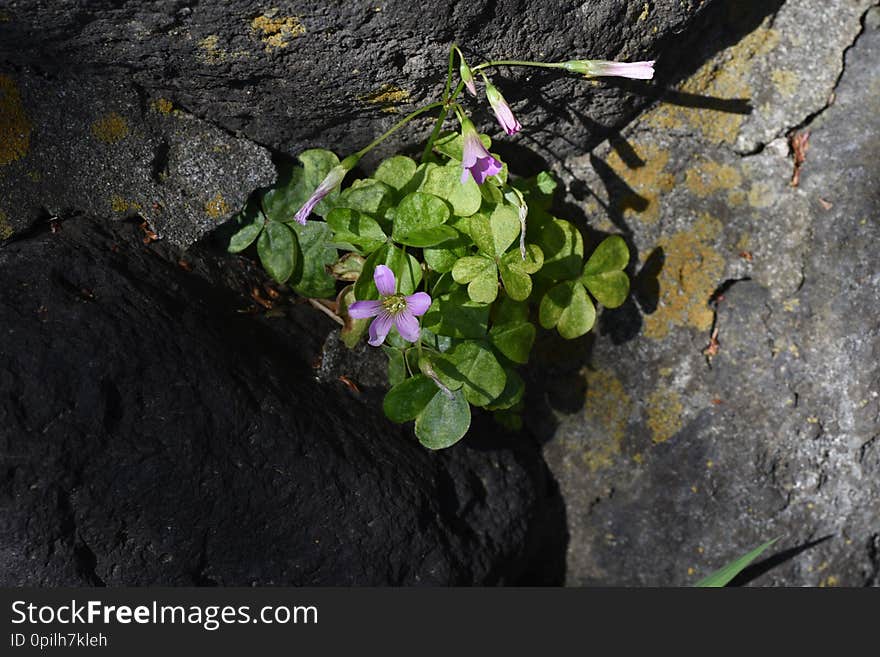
819, 575, 839, 587
198, 34, 225, 63
643, 23, 780, 144
357, 83, 411, 113
604, 143, 675, 224
643, 214, 725, 339
205, 193, 229, 218
580, 369, 633, 472
747, 182, 775, 208
151, 98, 174, 114
110, 195, 142, 213
770, 69, 799, 97
684, 158, 742, 198
91, 112, 129, 144
646, 388, 684, 444
0, 74, 32, 166
0, 209, 13, 239
0, 10, 10, 22
26, 170, 40, 182
638, 3, 650, 21
251, 14, 305, 52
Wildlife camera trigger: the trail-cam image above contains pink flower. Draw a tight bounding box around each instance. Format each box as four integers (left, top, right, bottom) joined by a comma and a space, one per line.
348, 265, 432, 347
459, 117, 503, 185
293, 154, 359, 224
563, 59, 655, 80
485, 80, 521, 136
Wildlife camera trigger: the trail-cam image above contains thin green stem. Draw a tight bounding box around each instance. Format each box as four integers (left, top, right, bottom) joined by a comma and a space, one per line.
354, 101, 444, 159
472, 60, 564, 72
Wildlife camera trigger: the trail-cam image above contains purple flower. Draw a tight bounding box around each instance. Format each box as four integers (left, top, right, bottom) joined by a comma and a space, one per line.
293, 154, 359, 224
459, 61, 477, 96
459, 117, 503, 185
563, 59, 655, 80
348, 265, 432, 347
485, 80, 521, 136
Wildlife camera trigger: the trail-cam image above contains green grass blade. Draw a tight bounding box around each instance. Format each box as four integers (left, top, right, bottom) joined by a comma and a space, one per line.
694, 538, 779, 587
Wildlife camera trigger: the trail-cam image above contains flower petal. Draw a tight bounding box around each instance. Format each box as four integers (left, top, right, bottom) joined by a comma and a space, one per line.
468, 154, 503, 185
405, 292, 432, 316
347, 300, 383, 319
373, 264, 397, 297
368, 312, 394, 347
394, 309, 421, 343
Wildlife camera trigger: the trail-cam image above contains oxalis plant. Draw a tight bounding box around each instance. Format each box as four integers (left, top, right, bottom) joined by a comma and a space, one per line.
228, 45, 655, 449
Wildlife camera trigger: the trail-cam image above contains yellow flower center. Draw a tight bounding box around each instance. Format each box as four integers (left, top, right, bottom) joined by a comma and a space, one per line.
381, 294, 407, 315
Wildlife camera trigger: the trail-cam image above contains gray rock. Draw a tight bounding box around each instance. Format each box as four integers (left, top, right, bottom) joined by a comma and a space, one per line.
542, 0, 879, 585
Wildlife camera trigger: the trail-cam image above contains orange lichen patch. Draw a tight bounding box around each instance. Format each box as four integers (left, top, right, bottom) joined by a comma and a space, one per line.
91, 112, 129, 144
643, 214, 725, 340
357, 83, 411, 114
684, 158, 742, 198
151, 98, 174, 115
646, 388, 684, 444
0, 209, 13, 239
604, 143, 675, 224
251, 14, 305, 51
644, 23, 779, 144
204, 193, 230, 218
0, 74, 32, 166
580, 368, 633, 472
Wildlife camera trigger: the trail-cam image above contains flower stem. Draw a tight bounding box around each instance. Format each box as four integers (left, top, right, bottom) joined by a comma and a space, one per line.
354, 101, 444, 159
420, 44, 466, 164
472, 60, 565, 72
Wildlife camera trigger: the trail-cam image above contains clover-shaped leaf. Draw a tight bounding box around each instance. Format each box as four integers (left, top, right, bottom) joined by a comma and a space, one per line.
290, 221, 337, 298
431, 341, 507, 407
228, 201, 265, 253
432, 130, 491, 161
373, 155, 418, 192
531, 214, 584, 281
334, 178, 395, 220
452, 255, 498, 304
414, 387, 471, 450
391, 191, 455, 247
257, 221, 298, 284
419, 162, 482, 217
423, 285, 490, 339
539, 279, 596, 339
581, 235, 630, 308
383, 374, 443, 423
423, 225, 470, 273
484, 368, 525, 411
489, 298, 535, 365
498, 243, 543, 301
326, 207, 388, 254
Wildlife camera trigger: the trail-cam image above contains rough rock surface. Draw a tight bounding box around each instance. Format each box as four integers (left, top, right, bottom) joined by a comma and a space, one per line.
0, 0, 723, 246
0, 217, 565, 586
540, 0, 879, 585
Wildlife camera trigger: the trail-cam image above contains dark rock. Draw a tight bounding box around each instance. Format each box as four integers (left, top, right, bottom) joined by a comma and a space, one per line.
0, 216, 565, 585
0, 0, 723, 245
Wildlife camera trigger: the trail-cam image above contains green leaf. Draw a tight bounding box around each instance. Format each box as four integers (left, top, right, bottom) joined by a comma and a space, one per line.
383, 375, 442, 423
391, 192, 452, 246
531, 215, 584, 281
423, 229, 470, 273
383, 346, 407, 387
420, 162, 482, 217
257, 221, 298, 283
489, 300, 535, 364
539, 280, 596, 339
423, 285, 490, 339
396, 225, 459, 248
583, 270, 630, 308
298, 149, 341, 217
373, 155, 418, 191
498, 244, 543, 302
452, 255, 499, 304
485, 368, 525, 410
228, 203, 265, 253
328, 253, 365, 282
326, 207, 388, 254
338, 285, 369, 348
414, 388, 471, 450
259, 163, 306, 223
289, 221, 337, 298
432, 130, 491, 161
433, 341, 506, 407
489, 204, 521, 257
354, 243, 422, 299
334, 179, 395, 220
536, 171, 558, 195
583, 234, 630, 276
581, 235, 631, 308
695, 538, 779, 587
